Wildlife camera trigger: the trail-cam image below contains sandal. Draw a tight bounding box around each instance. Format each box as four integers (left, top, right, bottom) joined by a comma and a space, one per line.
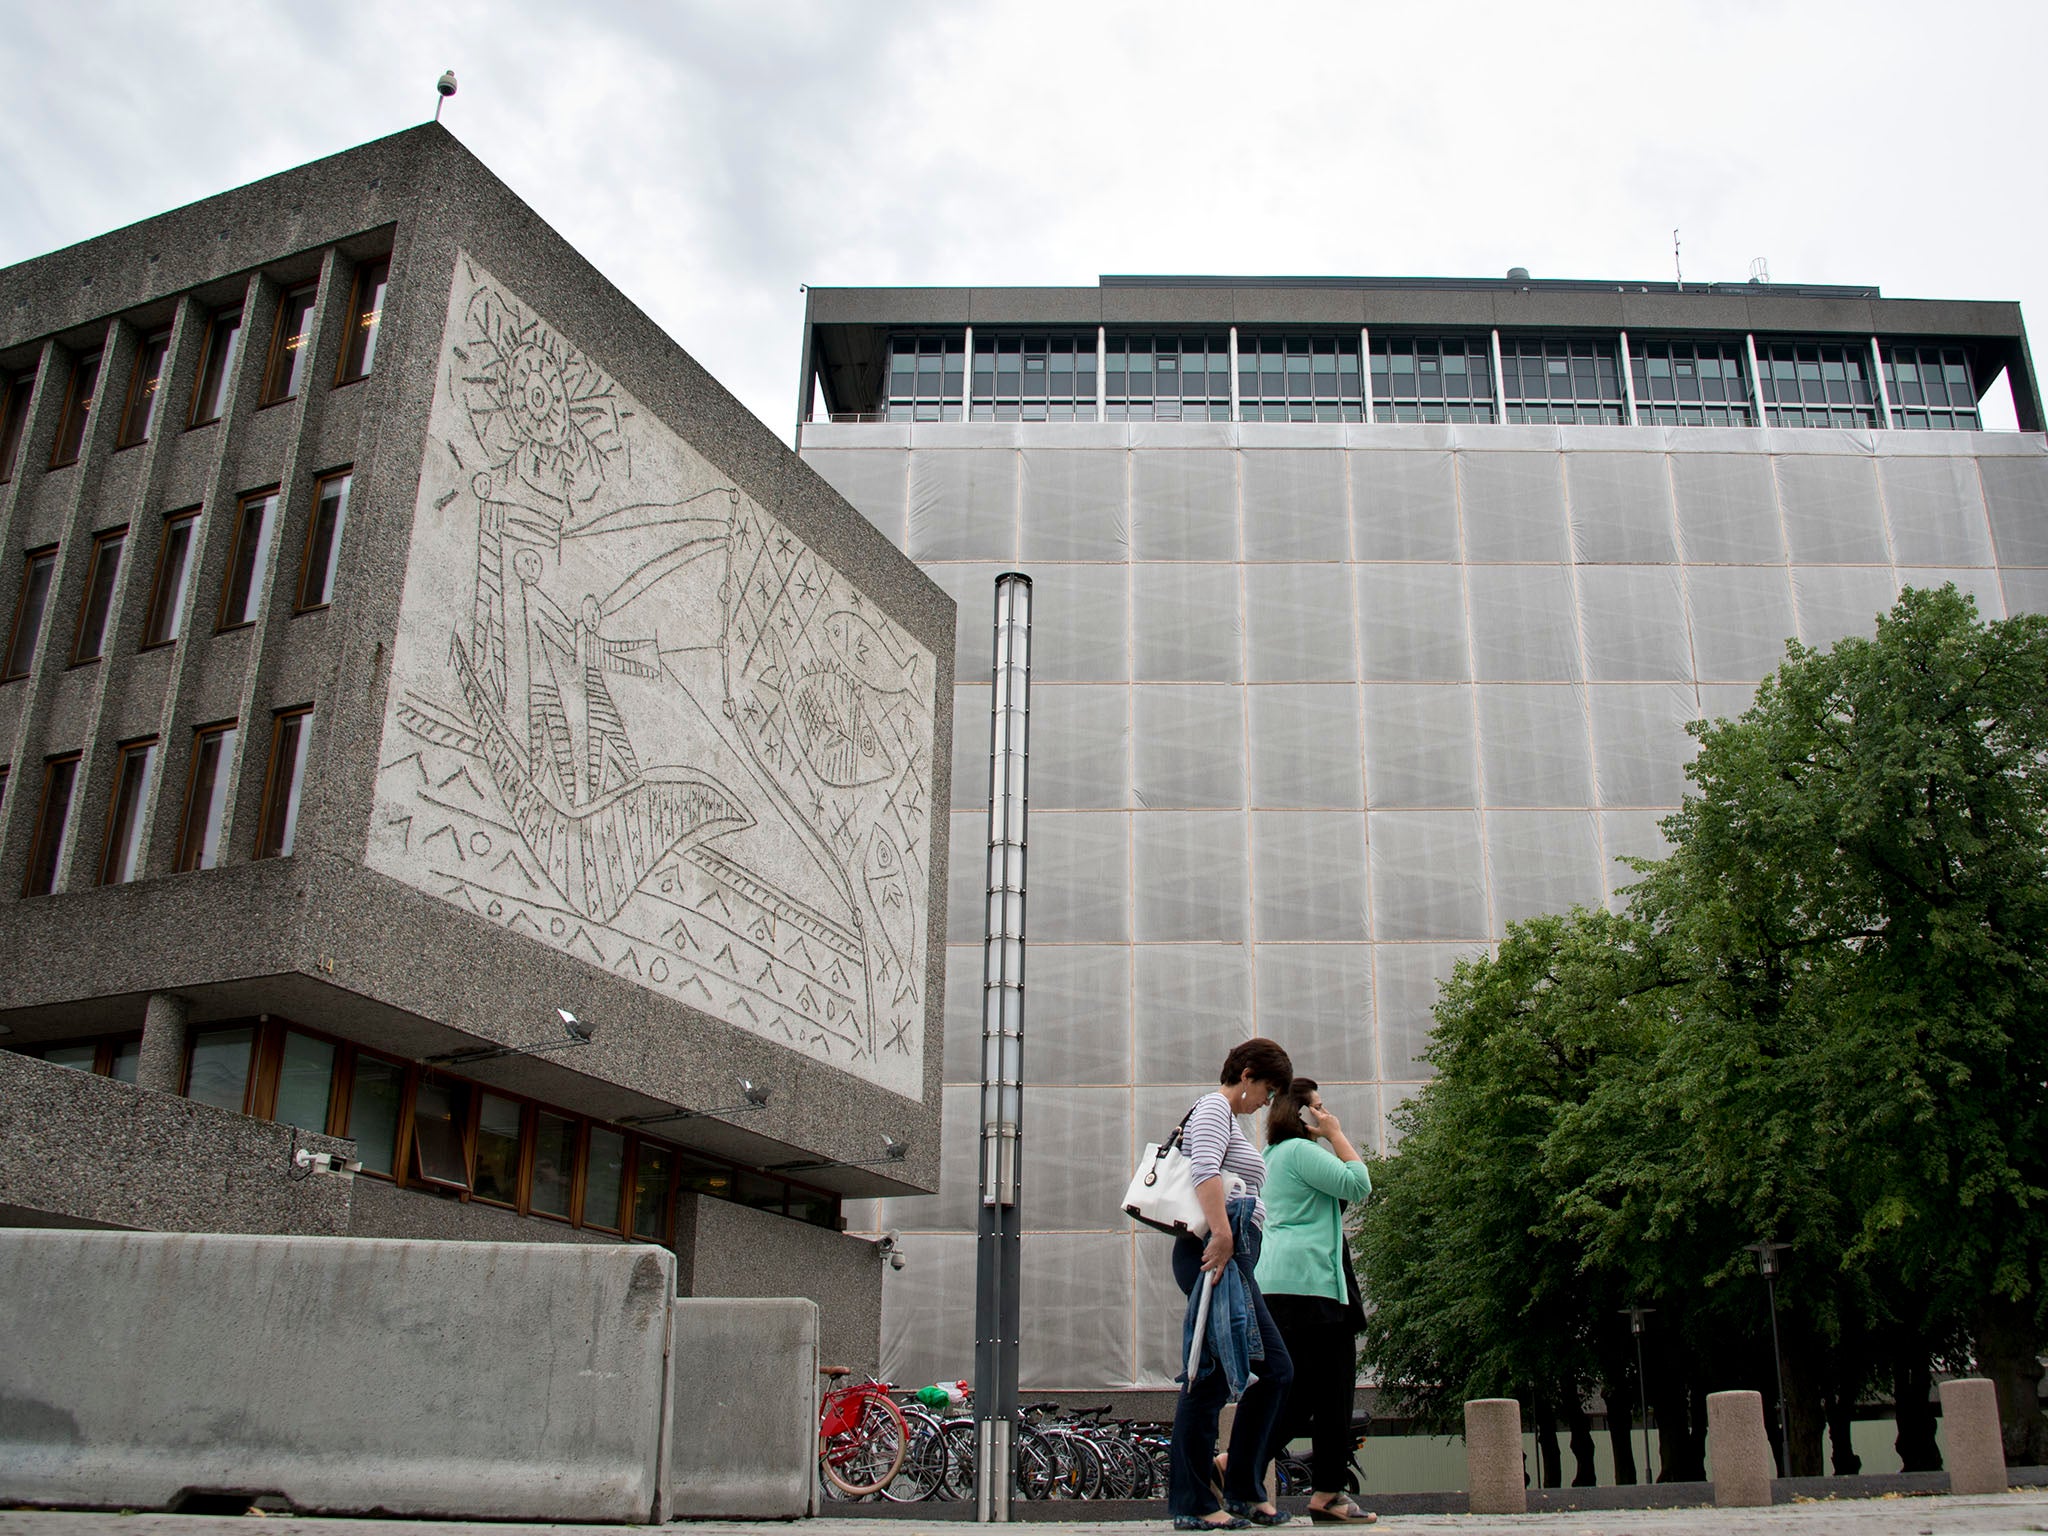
1307, 1501, 1378, 1524
1226, 1500, 1292, 1526
1175, 1517, 1250, 1531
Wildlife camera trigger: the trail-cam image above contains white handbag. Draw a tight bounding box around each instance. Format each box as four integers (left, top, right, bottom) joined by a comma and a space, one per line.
1122, 1105, 1244, 1238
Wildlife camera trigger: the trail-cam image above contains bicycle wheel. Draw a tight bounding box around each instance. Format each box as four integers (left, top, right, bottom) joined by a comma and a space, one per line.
1014, 1425, 1059, 1500
881, 1407, 948, 1502
821, 1394, 908, 1497
937, 1418, 977, 1500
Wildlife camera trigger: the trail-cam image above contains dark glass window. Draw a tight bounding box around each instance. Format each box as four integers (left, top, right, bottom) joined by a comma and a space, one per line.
1500, 336, 1626, 425
254, 707, 312, 859
1883, 343, 1980, 432
347, 1054, 404, 1175
219, 489, 278, 629
1370, 334, 1497, 423
116, 332, 171, 447
473, 1093, 523, 1206
23, 753, 81, 896
49, 352, 100, 467
1755, 338, 1880, 429
98, 738, 157, 885
109, 1039, 141, 1084
335, 259, 389, 384
4, 547, 57, 680
1105, 333, 1231, 422
260, 286, 317, 406
44, 1043, 98, 1072
1629, 338, 1754, 427
297, 469, 350, 609
530, 1110, 577, 1218
631, 1143, 674, 1240
881, 333, 965, 422
186, 1026, 254, 1112
1238, 333, 1364, 423
174, 721, 237, 872
969, 333, 1098, 421
141, 511, 199, 648
273, 1030, 336, 1132
189, 308, 242, 426
410, 1078, 472, 1188
583, 1125, 627, 1230
71, 527, 126, 662
0, 372, 31, 483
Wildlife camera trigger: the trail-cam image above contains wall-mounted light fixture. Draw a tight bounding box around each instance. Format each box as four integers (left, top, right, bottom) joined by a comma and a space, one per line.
425, 1008, 595, 1068
622, 1077, 770, 1127
770, 1134, 909, 1175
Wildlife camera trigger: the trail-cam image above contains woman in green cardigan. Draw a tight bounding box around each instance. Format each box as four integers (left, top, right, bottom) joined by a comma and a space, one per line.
1254, 1078, 1375, 1523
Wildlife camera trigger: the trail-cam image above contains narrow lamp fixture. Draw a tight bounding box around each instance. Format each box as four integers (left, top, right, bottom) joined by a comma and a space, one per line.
622, 1076, 770, 1127
771, 1134, 909, 1175
425, 1008, 596, 1068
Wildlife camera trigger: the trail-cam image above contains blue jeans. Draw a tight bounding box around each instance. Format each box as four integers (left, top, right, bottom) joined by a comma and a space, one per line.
1169, 1221, 1296, 1517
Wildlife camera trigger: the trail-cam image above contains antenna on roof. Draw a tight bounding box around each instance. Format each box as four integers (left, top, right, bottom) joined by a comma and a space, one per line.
1673, 228, 1683, 292
435, 70, 458, 122
1749, 256, 1771, 286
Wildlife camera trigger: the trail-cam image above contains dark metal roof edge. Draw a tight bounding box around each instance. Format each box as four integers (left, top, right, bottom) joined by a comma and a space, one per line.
1098, 273, 1885, 299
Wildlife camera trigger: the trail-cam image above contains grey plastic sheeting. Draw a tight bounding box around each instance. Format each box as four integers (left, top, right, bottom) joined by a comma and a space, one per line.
802, 424, 2048, 1393
0, 1231, 674, 1522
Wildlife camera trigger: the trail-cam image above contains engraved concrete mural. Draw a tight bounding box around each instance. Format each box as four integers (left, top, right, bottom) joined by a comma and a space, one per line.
367, 255, 936, 1096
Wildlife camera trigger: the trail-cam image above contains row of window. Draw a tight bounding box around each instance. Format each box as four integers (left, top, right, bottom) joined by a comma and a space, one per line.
24, 1016, 841, 1234
10, 703, 310, 895
0, 258, 386, 481
869, 329, 1982, 431
2, 469, 351, 687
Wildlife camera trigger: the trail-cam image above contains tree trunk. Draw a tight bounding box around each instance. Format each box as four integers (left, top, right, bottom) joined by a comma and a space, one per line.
1606, 1381, 1640, 1486
1892, 1349, 1941, 1473
1565, 1397, 1598, 1486
1783, 1335, 1827, 1477
1826, 1394, 1862, 1476
1654, 1374, 1707, 1483
1534, 1398, 1562, 1489
1975, 1295, 2048, 1466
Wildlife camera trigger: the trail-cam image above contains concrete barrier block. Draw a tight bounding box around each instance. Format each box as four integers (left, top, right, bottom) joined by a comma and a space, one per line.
1464, 1398, 1525, 1514
667, 1297, 820, 1519
1707, 1389, 1773, 1507
1939, 1377, 2007, 1495
0, 1231, 673, 1523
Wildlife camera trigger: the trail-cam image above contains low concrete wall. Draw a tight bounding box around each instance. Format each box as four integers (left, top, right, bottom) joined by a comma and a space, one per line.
0, 1051, 352, 1236
0, 1230, 674, 1522
683, 1193, 883, 1374
668, 1298, 820, 1519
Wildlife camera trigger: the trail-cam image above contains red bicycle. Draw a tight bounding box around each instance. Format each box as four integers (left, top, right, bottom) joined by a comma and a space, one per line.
818, 1366, 907, 1497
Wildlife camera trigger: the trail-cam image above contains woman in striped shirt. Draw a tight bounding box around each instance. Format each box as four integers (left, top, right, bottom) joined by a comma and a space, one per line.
1170, 1037, 1296, 1530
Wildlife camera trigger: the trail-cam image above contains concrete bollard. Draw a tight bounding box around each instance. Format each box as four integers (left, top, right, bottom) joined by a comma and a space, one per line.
1464, 1398, 1526, 1515
1939, 1377, 2008, 1496
1707, 1390, 1774, 1507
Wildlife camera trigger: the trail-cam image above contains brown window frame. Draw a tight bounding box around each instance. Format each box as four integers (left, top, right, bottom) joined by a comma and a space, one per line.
253, 705, 313, 860
48, 351, 101, 469
97, 735, 159, 886
3, 545, 59, 682
217, 486, 279, 632
23, 751, 83, 897
0, 370, 35, 483
259, 285, 319, 408
187, 307, 243, 428
333, 257, 390, 387
173, 719, 238, 873
34, 1032, 145, 1079
140, 509, 201, 650
70, 526, 128, 665
295, 467, 352, 612
115, 331, 172, 449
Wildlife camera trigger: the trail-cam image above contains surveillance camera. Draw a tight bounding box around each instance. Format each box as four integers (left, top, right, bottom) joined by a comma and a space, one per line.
889, 1252, 905, 1271
437, 70, 458, 98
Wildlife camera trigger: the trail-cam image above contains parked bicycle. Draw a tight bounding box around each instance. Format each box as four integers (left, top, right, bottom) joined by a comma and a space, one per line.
817, 1367, 906, 1497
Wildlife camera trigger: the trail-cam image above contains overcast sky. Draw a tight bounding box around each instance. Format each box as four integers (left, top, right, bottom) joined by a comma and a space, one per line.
2, 1, 2039, 440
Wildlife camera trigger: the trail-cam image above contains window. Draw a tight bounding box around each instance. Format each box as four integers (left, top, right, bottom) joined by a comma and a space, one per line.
297, 469, 350, 609
1883, 343, 1980, 432
1630, 338, 1754, 427
1238, 333, 1365, 423
271, 1029, 336, 1131
583, 1125, 627, 1230
1104, 333, 1231, 422
43, 1043, 100, 1072
1370, 334, 1497, 423
530, 1111, 577, 1219
473, 1094, 524, 1206
969, 334, 1098, 421
1500, 336, 1626, 425
97, 738, 158, 885
4, 547, 57, 681
410, 1077, 472, 1189
116, 332, 171, 447
218, 488, 278, 629
141, 511, 199, 648
49, 352, 100, 467
334, 258, 389, 384
346, 1053, 405, 1175
260, 286, 317, 406
631, 1143, 675, 1240
185, 1026, 255, 1112
23, 753, 81, 896
1755, 339, 1880, 429
882, 333, 964, 422
71, 527, 126, 663
109, 1039, 141, 1083
174, 721, 237, 872
254, 707, 312, 858
0, 371, 34, 482
188, 307, 242, 426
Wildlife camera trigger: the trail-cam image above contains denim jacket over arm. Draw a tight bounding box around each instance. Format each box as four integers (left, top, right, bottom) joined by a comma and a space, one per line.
1178, 1195, 1264, 1403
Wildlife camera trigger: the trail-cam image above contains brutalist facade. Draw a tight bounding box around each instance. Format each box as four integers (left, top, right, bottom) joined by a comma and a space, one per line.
796, 276, 2048, 1394
0, 124, 954, 1369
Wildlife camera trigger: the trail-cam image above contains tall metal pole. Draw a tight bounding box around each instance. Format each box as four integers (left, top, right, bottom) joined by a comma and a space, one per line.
1746, 1241, 1792, 1478
975, 573, 1031, 1522
1622, 1305, 1655, 1484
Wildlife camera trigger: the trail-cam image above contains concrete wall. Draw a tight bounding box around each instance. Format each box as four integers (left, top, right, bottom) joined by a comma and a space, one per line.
0, 1230, 674, 1522
682, 1191, 885, 1376
0, 1052, 352, 1236
667, 1297, 819, 1519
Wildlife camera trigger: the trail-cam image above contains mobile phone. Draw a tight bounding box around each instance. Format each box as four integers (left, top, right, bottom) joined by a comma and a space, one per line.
1301, 1106, 1321, 1128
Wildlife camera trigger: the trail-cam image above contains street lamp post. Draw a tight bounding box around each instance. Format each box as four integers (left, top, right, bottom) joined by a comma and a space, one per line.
1620, 1304, 1655, 1483
1744, 1240, 1793, 1477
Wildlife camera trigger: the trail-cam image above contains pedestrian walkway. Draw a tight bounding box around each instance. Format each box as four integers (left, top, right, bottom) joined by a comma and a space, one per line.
6, 1489, 2048, 1536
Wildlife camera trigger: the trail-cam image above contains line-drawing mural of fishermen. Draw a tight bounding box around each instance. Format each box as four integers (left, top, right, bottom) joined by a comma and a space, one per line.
369, 256, 936, 1096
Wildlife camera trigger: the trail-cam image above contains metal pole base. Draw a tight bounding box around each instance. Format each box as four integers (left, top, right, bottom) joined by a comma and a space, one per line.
976, 1415, 1013, 1522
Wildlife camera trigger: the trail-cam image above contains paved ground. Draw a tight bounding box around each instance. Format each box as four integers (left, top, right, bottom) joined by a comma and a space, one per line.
6, 1489, 2048, 1536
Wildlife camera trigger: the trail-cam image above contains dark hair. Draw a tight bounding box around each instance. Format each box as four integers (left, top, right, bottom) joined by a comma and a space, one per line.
1265, 1076, 1320, 1146
1220, 1038, 1292, 1097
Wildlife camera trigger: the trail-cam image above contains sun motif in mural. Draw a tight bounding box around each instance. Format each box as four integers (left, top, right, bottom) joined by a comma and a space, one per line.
457, 287, 626, 505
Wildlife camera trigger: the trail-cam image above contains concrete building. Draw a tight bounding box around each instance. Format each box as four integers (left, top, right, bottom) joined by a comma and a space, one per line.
795, 275, 2048, 1397
0, 124, 954, 1369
